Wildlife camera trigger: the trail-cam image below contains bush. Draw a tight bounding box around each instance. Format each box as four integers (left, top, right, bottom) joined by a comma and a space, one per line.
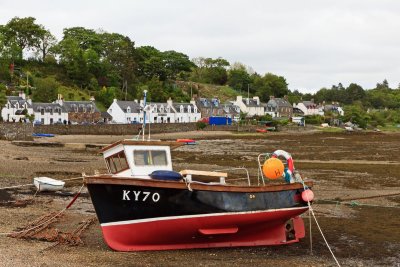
196, 121, 207, 130
304, 115, 324, 125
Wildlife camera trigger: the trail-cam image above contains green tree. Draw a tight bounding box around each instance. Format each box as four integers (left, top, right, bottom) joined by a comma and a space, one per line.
36, 29, 57, 61
136, 46, 166, 80
1, 17, 45, 57
345, 83, 365, 104
101, 32, 137, 90
162, 50, 194, 80
343, 103, 370, 129
32, 76, 59, 102
228, 63, 251, 92
255, 73, 288, 102
191, 57, 229, 85
0, 83, 7, 107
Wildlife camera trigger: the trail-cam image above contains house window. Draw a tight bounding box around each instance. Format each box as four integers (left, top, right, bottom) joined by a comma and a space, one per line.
40, 109, 44, 115
105, 151, 129, 174
58, 109, 61, 115
50, 109, 53, 115
41, 118, 44, 124
127, 107, 131, 113
133, 150, 168, 166
50, 118, 53, 124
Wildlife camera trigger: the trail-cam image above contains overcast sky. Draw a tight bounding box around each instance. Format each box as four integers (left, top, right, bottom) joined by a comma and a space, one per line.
1, 0, 400, 93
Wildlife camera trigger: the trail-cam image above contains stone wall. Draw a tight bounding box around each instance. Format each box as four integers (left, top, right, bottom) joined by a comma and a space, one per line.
33, 123, 258, 135
0, 123, 33, 141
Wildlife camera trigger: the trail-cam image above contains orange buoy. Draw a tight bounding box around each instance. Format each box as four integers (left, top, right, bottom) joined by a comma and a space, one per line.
301, 189, 314, 202
262, 158, 284, 179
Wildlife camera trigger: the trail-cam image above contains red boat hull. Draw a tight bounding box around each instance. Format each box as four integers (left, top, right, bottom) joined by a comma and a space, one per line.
101, 207, 307, 251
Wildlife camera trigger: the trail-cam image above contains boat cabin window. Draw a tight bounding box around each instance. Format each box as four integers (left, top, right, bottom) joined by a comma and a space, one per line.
106, 151, 129, 174
133, 150, 168, 166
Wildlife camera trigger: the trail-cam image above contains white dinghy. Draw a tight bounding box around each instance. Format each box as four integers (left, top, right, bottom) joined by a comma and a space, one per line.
33, 177, 65, 192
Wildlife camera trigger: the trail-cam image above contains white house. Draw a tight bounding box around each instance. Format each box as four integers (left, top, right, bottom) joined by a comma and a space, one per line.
107, 99, 142, 124
293, 100, 321, 116
1, 92, 33, 122
231, 95, 264, 117
32, 102, 68, 125
172, 99, 201, 123
107, 98, 201, 124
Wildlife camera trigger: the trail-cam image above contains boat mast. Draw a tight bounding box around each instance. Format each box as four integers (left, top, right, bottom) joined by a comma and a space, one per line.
142, 90, 147, 141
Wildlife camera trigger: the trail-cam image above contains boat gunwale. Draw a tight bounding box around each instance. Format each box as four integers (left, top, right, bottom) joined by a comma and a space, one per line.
84, 175, 313, 193
99, 140, 185, 153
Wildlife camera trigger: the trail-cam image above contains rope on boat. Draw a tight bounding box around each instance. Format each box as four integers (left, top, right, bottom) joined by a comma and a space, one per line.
301, 181, 341, 267
0, 184, 84, 237
0, 176, 84, 191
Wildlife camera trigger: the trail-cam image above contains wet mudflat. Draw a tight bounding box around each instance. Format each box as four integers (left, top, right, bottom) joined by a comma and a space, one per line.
0, 131, 399, 266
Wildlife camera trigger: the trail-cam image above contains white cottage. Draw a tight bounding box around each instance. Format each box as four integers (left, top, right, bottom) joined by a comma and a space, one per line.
107, 99, 142, 124
107, 98, 201, 124
1, 92, 33, 122
293, 100, 321, 116
32, 102, 68, 125
231, 95, 264, 117
172, 99, 201, 123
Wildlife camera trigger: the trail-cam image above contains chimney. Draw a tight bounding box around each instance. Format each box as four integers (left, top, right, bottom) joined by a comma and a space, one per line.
134, 99, 138, 103
252, 96, 260, 105
190, 98, 196, 105
90, 96, 95, 101
284, 95, 288, 101
27, 98, 32, 105
269, 95, 275, 100
19, 91, 26, 100
167, 97, 173, 106
56, 94, 64, 106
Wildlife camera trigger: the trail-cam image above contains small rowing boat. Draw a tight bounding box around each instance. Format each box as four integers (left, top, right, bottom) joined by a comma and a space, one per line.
33, 177, 65, 192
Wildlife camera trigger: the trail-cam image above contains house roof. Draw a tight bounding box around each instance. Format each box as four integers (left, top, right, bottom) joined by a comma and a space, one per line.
221, 103, 240, 115
115, 100, 142, 113
242, 98, 261, 107
148, 102, 176, 113
62, 101, 100, 113
32, 102, 67, 112
196, 98, 220, 109
172, 103, 198, 113
6, 96, 32, 109
101, 111, 113, 119
267, 98, 292, 108
293, 107, 305, 115
302, 101, 317, 108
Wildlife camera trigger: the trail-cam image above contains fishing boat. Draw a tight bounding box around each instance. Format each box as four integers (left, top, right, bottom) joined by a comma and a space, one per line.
84, 90, 313, 251
84, 140, 313, 251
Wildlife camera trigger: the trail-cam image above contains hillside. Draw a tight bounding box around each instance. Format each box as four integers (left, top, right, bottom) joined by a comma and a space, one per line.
175, 81, 240, 102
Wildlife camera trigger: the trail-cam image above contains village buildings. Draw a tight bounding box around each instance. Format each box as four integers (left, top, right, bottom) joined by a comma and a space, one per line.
1, 91, 344, 125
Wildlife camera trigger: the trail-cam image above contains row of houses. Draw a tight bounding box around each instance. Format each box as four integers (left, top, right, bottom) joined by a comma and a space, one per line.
1, 93, 101, 124
1, 92, 344, 125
